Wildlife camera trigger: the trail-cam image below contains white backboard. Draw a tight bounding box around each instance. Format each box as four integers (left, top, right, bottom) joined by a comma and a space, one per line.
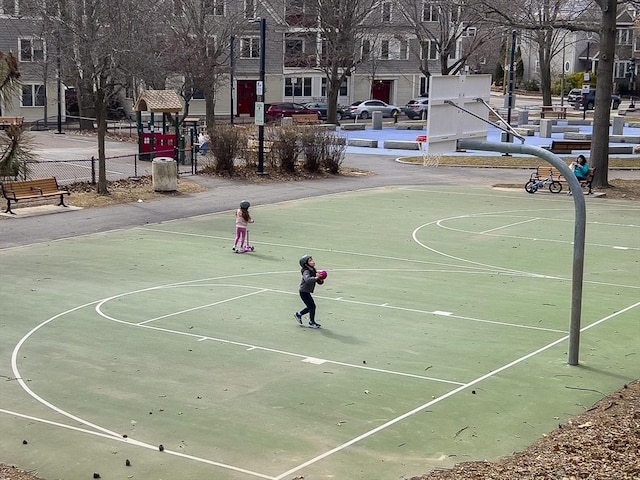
426, 75, 491, 154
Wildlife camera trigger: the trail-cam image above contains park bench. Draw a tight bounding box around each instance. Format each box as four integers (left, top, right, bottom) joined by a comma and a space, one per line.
1, 177, 70, 214
247, 137, 274, 154
547, 140, 592, 154
530, 166, 595, 195
291, 113, 321, 125
540, 106, 568, 119
0, 116, 24, 129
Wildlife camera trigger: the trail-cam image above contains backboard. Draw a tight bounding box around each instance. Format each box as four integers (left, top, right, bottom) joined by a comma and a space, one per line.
426, 75, 491, 154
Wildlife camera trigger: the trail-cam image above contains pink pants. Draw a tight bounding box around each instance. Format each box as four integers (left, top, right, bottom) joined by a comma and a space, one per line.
234, 227, 247, 248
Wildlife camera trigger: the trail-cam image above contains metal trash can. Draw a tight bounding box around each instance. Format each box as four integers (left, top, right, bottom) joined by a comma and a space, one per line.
152, 157, 177, 192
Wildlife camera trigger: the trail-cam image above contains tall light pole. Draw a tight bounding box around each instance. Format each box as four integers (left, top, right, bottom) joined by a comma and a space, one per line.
252, 17, 267, 175
230, 35, 235, 124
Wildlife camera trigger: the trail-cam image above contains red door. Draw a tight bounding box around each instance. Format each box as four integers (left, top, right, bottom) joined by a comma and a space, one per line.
237, 80, 257, 116
372, 80, 392, 104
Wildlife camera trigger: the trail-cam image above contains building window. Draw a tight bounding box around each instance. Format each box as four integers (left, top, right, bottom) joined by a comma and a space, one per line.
22, 84, 46, 107
422, 1, 439, 22
399, 39, 409, 60
0, 0, 17, 15
380, 40, 390, 60
285, 77, 311, 97
420, 40, 437, 60
244, 0, 255, 19
240, 37, 260, 58
635, 34, 640, 52
285, 38, 304, 56
204, 0, 224, 16
362, 39, 371, 60
617, 28, 631, 45
321, 78, 348, 97
420, 77, 428, 95
19, 38, 45, 62
381, 1, 391, 22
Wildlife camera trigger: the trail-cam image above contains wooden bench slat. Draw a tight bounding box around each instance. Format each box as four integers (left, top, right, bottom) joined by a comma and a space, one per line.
547, 140, 592, 154
1, 177, 70, 214
292, 114, 321, 125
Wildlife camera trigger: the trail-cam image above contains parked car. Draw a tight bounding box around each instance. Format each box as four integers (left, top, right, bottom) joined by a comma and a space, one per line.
566, 88, 581, 106
303, 102, 348, 121
265, 102, 322, 122
349, 99, 401, 119
573, 88, 621, 110
404, 97, 429, 120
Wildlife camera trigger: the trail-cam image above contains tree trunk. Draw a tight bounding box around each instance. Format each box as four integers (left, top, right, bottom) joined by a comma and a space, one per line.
591, 0, 617, 188
95, 90, 109, 195
538, 30, 553, 106
205, 92, 216, 127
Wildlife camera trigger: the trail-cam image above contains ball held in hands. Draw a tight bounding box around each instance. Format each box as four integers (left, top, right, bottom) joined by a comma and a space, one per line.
318, 270, 328, 280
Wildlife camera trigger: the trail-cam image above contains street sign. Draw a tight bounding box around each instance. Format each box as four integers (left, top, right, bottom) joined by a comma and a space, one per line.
256, 81, 263, 96
255, 102, 265, 126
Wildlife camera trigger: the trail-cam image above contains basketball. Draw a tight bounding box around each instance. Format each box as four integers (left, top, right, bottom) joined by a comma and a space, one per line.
318, 270, 327, 280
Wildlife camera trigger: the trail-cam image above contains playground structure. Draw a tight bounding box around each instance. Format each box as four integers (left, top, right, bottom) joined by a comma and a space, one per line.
133, 90, 183, 160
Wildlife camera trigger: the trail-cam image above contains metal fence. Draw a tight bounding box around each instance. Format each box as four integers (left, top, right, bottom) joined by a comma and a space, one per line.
11, 148, 206, 186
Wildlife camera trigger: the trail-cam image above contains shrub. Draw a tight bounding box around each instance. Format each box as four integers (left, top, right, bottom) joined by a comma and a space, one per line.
522, 79, 539, 91
299, 127, 323, 173
270, 126, 301, 173
322, 135, 346, 174
207, 124, 244, 175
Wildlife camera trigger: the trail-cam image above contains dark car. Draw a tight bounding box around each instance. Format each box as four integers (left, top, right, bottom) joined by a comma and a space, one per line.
574, 88, 621, 110
304, 102, 348, 121
265, 102, 322, 122
404, 97, 429, 120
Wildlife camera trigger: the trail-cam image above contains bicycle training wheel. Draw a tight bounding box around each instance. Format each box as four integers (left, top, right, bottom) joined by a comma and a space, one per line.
525, 181, 538, 194
549, 181, 562, 193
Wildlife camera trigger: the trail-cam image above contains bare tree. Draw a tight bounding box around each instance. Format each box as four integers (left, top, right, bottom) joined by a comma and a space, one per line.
478, 0, 630, 187
397, 0, 502, 77
164, 0, 244, 126
298, 0, 378, 123
18, 0, 168, 194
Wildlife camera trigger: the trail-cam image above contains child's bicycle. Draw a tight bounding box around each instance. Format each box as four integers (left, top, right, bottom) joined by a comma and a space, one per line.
524, 168, 563, 194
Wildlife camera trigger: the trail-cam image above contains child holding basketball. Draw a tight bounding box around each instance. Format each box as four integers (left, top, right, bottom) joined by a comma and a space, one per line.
233, 200, 254, 253
294, 255, 326, 328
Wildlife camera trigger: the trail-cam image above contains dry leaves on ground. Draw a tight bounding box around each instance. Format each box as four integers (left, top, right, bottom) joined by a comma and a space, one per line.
411, 380, 640, 480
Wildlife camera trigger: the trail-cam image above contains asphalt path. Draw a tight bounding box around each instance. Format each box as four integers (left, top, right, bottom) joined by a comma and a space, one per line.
3, 123, 638, 250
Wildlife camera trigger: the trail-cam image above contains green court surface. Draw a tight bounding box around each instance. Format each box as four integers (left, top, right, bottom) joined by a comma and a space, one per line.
1, 186, 638, 480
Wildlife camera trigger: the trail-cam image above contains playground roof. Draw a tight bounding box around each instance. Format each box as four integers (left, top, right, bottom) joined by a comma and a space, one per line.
134, 90, 183, 113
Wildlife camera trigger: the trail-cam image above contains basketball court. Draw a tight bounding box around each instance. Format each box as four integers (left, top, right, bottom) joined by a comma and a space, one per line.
1, 184, 638, 479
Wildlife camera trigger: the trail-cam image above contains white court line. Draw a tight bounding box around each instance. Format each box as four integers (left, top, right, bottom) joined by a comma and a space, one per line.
480, 217, 539, 234
137, 289, 266, 325
0, 409, 275, 480
274, 300, 640, 480
100, 303, 465, 386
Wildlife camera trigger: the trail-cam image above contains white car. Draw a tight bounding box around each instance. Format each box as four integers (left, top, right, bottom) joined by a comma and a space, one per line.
349, 100, 401, 119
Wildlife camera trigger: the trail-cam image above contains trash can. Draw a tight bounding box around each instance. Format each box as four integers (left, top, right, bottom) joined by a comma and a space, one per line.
372, 111, 383, 130
152, 157, 177, 192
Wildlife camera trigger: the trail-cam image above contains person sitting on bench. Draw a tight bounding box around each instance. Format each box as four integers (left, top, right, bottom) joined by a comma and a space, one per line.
570, 154, 590, 181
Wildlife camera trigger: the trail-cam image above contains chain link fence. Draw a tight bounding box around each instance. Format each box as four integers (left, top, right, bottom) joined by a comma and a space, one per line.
7, 148, 209, 186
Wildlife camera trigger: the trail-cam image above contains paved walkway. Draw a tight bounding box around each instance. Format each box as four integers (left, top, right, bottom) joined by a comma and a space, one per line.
2, 131, 638, 250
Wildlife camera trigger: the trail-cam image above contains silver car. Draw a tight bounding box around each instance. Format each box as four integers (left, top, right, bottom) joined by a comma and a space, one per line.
349, 99, 401, 119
